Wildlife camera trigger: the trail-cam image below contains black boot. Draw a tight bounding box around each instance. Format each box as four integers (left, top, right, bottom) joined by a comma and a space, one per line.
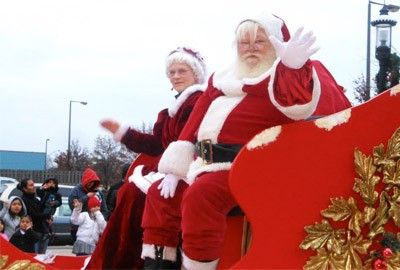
159, 259, 180, 270
143, 257, 159, 270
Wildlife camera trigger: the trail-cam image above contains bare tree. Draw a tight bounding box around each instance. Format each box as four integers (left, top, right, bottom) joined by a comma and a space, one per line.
139, 121, 153, 134
91, 136, 135, 188
353, 74, 370, 105
52, 140, 92, 171
49, 121, 154, 187
388, 53, 400, 89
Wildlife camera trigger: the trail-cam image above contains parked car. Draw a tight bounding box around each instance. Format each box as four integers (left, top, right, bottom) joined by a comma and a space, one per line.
0, 176, 18, 186
0, 177, 18, 194
0, 182, 75, 245
51, 198, 73, 245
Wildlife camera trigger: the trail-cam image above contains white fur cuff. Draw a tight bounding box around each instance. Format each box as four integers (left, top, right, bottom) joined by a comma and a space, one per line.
129, 165, 152, 194
141, 244, 177, 262
182, 251, 219, 270
158, 141, 195, 178
267, 60, 321, 120
186, 157, 232, 185
113, 125, 129, 142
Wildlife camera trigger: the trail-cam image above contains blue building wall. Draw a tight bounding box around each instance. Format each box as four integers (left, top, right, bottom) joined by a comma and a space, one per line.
0, 150, 46, 170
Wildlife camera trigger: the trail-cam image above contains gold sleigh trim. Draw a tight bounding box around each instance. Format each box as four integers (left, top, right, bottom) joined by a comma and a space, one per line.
300, 127, 400, 270
0, 255, 45, 270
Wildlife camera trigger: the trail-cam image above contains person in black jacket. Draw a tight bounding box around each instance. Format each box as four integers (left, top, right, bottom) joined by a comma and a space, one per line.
36, 177, 62, 239
10, 215, 40, 253
37, 178, 62, 216
17, 178, 51, 254
106, 163, 130, 214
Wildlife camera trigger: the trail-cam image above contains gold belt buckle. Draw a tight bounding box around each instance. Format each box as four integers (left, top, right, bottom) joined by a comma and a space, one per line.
200, 139, 213, 165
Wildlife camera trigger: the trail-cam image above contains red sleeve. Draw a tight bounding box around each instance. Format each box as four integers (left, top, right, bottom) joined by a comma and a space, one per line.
120, 109, 168, 156
270, 60, 351, 120
273, 60, 314, 106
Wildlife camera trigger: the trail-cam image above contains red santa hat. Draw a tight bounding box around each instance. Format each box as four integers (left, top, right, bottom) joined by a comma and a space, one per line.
236, 13, 290, 42
87, 196, 101, 210
166, 47, 207, 84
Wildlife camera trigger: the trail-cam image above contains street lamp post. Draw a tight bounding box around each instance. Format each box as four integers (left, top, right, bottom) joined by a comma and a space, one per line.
366, 1, 399, 100
67, 100, 88, 170
372, 5, 397, 94
44, 138, 50, 171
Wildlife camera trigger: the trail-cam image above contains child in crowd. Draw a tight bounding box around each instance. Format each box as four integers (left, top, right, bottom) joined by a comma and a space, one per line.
71, 196, 107, 256
0, 196, 27, 239
36, 177, 62, 237
10, 215, 40, 253
0, 219, 9, 241
37, 177, 62, 216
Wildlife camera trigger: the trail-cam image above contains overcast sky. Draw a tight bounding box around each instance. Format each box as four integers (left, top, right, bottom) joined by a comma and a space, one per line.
0, 0, 399, 160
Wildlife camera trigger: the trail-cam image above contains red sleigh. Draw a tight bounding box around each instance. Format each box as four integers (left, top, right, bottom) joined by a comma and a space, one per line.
229, 84, 400, 269
1, 84, 399, 269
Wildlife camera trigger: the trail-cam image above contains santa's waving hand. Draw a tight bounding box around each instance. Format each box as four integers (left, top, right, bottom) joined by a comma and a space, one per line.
269, 27, 319, 69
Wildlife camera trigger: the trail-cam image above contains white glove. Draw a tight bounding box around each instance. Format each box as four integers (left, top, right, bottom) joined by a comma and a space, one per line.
129, 165, 152, 194
269, 27, 319, 69
145, 172, 166, 183
157, 174, 180, 199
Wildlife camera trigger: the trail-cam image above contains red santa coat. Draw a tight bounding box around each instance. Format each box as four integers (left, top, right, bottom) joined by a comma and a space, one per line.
158, 59, 351, 183
87, 84, 206, 270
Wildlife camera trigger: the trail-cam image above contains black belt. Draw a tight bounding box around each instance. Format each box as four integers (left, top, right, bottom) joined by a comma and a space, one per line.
195, 139, 242, 164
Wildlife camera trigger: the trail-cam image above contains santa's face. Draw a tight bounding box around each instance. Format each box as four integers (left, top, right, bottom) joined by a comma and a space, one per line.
237, 27, 273, 69
167, 62, 196, 93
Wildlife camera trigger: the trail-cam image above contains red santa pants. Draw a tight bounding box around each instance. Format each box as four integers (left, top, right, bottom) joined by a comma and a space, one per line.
142, 170, 237, 261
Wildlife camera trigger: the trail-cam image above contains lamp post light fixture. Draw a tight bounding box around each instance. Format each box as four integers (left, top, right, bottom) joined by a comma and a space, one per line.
366, 1, 399, 99
67, 100, 88, 170
372, 5, 397, 94
44, 138, 50, 171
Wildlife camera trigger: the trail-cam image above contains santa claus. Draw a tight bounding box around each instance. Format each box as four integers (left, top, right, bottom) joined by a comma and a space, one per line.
141, 13, 352, 270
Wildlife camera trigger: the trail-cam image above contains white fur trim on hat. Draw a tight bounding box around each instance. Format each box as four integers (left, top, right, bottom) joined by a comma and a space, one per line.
267, 58, 321, 120
158, 141, 195, 178
186, 157, 232, 185
181, 251, 219, 270
237, 13, 285, 42
167, 48, 207, 84
168, 84, 207, 117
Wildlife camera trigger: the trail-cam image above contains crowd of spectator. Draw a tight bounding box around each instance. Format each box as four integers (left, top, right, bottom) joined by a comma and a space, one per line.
0, 165, 128, 256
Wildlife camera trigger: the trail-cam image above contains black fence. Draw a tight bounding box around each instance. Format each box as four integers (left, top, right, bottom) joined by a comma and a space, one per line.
0, 170, 82, 186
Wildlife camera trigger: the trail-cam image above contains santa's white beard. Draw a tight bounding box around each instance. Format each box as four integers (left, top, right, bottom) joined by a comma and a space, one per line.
235, 54, 276, 79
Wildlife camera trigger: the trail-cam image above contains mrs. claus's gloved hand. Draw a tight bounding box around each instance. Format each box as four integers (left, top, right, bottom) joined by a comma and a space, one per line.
269, 27, 319, 69
158, 174, 180, 199
129, 165, 151, 194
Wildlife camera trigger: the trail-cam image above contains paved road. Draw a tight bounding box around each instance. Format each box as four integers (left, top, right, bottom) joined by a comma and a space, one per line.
48, 245, 74, 256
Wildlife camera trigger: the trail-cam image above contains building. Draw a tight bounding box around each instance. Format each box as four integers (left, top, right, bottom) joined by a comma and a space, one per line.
0, 150, 46, 171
